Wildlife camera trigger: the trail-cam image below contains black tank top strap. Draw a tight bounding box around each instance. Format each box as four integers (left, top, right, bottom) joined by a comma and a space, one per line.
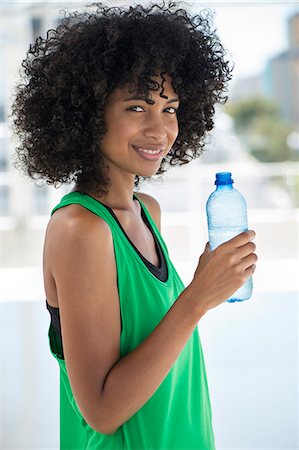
86, 193, 168, 282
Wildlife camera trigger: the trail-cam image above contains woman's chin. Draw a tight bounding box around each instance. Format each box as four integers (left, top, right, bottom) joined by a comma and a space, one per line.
135, 168, 161, 178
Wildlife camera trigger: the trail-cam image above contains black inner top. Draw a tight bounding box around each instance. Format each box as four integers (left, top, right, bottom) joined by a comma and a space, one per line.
46, 194, 168, 357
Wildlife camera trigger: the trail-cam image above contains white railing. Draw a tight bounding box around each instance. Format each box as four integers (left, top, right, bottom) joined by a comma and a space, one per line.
1, 160, 298, 302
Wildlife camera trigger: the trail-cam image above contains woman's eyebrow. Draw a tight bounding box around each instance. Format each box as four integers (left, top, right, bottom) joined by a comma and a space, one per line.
123, 96, 180, 104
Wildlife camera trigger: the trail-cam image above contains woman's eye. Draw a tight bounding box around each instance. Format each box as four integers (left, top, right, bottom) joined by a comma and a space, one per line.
127, 106, 178, 114
127, 106, 144, 112
165, 107, 178, 114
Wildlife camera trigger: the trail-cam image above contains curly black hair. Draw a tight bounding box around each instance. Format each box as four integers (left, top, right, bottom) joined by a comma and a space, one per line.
10, 0, 234, 196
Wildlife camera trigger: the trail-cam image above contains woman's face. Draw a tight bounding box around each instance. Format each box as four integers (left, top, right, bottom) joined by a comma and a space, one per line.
99, 73, 180, 178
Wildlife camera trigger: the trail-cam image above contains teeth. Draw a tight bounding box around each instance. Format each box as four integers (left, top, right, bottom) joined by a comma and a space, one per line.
137, 147, 161, 154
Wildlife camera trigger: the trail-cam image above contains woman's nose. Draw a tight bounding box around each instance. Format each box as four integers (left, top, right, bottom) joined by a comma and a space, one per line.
143, 114, 167, 140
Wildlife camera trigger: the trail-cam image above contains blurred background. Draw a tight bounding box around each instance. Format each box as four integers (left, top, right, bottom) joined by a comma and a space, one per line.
1, 1, 298, 449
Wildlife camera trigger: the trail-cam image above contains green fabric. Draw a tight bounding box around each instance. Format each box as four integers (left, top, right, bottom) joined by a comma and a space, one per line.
47, 191, 216, 450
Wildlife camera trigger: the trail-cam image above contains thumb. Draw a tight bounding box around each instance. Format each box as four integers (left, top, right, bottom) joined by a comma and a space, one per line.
204, 241, 210, 252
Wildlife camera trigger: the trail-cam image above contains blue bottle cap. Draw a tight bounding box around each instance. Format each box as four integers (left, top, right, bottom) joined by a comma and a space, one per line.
215, 172, 234, 185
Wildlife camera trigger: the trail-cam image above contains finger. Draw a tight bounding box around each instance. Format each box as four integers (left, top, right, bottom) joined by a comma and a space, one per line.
236, 241, 256, 259
226, 230, 256, 248
240, 253, 258, 271
244, 264, 256, 278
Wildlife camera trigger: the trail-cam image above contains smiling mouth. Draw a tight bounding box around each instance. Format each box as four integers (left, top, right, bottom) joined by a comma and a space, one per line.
132, 145, 163, 160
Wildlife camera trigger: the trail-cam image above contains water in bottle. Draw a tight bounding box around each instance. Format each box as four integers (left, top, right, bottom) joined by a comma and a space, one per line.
206, 172, 253, 303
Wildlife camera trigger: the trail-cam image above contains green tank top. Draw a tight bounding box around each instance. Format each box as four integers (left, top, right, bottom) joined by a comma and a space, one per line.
47, 191, 215, 450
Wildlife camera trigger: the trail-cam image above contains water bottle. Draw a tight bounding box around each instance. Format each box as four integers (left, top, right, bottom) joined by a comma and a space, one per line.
206, 172, 253, 303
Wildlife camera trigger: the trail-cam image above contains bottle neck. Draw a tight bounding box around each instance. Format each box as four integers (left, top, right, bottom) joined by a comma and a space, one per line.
216, 183, 233, 190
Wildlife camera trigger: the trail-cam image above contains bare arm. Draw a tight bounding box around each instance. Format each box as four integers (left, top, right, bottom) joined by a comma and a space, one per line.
49, 207, 202, 435
49, 206, 257, 435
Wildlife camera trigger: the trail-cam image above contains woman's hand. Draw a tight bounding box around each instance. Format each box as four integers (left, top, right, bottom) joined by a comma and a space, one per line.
189, 230, 258, 314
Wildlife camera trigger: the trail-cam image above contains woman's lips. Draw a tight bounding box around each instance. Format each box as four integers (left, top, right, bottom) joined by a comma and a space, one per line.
132, 145, 163, 161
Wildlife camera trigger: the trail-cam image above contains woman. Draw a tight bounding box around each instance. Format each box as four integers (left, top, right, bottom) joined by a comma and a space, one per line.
11, 2, 257, 449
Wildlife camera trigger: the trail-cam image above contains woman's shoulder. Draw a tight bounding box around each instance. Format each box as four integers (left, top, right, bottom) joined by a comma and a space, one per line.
134, 192, 161, 232
44, 203, 112, 259
49, 202, 109, 229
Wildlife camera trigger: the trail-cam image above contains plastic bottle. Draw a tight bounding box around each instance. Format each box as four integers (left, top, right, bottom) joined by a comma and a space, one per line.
206, 172, 253, 303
